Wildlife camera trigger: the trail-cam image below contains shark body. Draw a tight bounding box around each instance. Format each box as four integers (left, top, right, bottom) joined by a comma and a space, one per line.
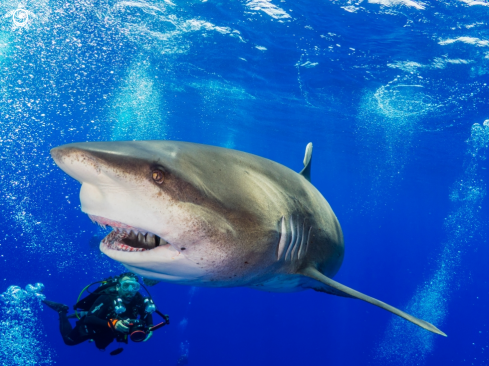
51, 140, 446, 336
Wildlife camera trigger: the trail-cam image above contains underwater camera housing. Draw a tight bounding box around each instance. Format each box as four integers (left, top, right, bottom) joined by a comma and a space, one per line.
127, 311, 170, 342
128, 319, 148, 342
130, 312, 171, 342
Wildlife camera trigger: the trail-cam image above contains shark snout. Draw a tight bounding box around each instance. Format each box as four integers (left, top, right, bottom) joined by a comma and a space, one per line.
51, 144, 105, 184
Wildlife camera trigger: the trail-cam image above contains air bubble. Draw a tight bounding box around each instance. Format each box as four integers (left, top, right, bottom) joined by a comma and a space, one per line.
0, 283, 54, 365
377, 119, 489, 364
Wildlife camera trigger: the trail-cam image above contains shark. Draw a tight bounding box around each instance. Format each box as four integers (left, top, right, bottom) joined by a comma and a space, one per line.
51, 140, 446, 337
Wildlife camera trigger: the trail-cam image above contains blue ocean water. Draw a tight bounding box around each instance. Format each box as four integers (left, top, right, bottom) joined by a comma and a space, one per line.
0, 0, 488, 364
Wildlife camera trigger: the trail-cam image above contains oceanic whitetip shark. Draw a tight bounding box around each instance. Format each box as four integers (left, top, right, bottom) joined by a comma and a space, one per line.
51, 140, 446, 336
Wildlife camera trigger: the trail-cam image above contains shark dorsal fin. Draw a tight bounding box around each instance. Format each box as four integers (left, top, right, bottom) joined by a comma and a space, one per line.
299, 142, 313, 182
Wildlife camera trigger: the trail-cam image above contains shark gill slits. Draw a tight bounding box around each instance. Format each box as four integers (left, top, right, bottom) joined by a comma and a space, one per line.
152, 169, 165, 184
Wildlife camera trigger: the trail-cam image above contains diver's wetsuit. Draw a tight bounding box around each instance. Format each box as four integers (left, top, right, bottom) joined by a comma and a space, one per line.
59, 292, 153, 350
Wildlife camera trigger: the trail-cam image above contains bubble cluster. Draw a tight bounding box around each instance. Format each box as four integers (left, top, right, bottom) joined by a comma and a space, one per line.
373, 83, 438, 120
104, 0, 244, 56
110, 57, 167, 141
178, 317, 189, 332
355, 78, 435, 204
0, 283, 55, 365
467, 120, 489, 159
176, 287, 197, 364
177, 340, 190, 366
375, 121, 489, 364
0, 283, 45, 306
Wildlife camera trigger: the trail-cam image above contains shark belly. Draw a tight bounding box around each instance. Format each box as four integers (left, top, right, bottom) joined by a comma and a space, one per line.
248, 274, 309, 293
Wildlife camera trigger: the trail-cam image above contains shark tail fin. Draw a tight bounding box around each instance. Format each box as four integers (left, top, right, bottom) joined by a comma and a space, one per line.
300, 267, 447, 337
299, 142, 313, 182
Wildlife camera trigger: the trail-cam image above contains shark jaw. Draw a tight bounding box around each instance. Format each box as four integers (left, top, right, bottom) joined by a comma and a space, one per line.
88, 212, 206, 283
89, 214, 174, 253
89, 213, 182, 262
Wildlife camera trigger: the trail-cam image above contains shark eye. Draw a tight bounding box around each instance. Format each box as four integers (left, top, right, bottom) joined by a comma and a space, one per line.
152, 169, 165, 184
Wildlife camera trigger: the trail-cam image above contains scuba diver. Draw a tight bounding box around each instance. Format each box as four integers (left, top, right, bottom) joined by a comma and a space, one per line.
43, 273, 169, 355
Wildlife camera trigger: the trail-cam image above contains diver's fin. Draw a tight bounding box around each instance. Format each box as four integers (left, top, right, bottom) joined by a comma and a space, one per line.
110, 348, 124, 356
299, 143, 313, 182
42, 300, 69, 314
300, 267, 447, 337
143, 277, 160, 287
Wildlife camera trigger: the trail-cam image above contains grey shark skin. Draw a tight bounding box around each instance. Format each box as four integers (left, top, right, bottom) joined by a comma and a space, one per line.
51, 140, 446, 337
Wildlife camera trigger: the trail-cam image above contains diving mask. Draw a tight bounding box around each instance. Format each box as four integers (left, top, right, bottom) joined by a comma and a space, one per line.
120, 280, 140, 294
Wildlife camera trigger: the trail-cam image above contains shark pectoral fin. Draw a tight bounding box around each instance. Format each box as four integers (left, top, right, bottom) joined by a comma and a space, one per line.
142, 277, 161, 287
300, 267, 447, 337
310, 284, 355, 298
299, 142, 313, 182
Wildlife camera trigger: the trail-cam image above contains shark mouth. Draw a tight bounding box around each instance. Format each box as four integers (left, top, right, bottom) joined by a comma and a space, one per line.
89, 214, 171, 253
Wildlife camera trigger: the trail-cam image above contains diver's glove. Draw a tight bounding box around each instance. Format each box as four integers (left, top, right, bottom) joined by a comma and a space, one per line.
143, 331, 153, 342
109, 319, 130, 333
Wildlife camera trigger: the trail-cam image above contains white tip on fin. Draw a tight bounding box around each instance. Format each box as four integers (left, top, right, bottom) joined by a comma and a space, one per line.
299, 142, 313, 182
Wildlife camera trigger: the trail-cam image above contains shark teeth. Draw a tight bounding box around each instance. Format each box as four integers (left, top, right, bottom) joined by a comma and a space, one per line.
89, 214, 170, 253
101, 235, 145, 252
